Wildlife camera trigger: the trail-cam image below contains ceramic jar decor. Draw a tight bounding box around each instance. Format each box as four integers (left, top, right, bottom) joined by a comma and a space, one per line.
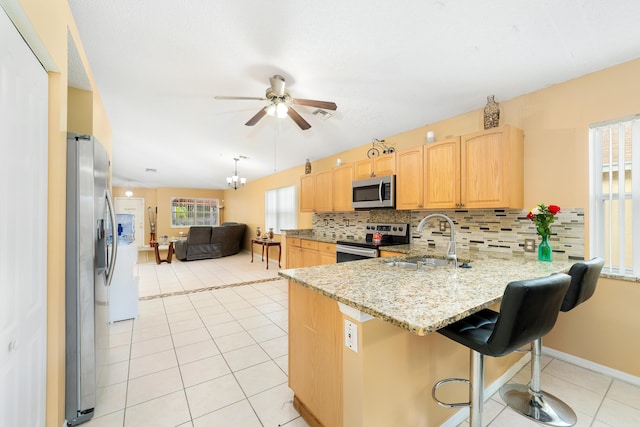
256, 226, 261, 237
483, 95, 500, 129
305, 159, 311, 174
268, 228, 274, 239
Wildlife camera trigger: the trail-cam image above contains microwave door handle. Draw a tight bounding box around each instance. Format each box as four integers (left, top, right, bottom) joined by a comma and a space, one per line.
378, 180, 383, 203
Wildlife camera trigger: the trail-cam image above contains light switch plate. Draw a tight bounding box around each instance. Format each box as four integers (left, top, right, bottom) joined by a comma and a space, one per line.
439, 221, 447, 232
524, 239, 536, 253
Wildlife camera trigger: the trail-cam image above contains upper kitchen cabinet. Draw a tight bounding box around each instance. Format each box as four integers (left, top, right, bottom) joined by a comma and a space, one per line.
299, 170, 333, 212
299, 174, 316, 212
353, 152, 396, 180
460, 125, 524, 209
395, 146, 424, 209
332, 163, 354, 212
314, 169, 334, 212
424, 137, 462, 209
300, 165, 354, 213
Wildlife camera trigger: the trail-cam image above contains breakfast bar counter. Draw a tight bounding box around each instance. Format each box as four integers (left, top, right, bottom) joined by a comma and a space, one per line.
278, 251, 577, 427
279, 250, 575, 335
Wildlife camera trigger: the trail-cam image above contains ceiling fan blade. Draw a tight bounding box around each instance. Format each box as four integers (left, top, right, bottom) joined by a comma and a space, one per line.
287, 107, 311, 130
215, 96, 267, 101
269, 75, 286, 96
245, 108, 267, 126
292, 98, 337, 111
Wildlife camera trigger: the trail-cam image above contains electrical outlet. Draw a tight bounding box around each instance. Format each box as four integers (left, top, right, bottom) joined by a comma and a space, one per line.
524, 238, 536, 253
344, 319, 358, 352
439, 221, 447, 232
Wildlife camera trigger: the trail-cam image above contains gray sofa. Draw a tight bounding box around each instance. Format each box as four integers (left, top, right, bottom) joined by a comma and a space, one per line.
174, 222, 246, 261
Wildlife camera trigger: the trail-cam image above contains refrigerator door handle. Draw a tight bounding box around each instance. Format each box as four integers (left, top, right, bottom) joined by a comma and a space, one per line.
105, 190, 118, 286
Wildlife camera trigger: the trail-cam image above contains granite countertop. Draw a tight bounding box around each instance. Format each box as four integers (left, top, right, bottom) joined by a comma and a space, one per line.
278, 250, 576, 336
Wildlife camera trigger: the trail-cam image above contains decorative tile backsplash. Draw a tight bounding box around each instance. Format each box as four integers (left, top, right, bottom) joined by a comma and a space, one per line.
311, 208, 584, 259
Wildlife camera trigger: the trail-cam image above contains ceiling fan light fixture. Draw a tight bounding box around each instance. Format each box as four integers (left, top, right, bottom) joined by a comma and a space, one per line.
266, 102, 289, 118
276, 103, 288, 118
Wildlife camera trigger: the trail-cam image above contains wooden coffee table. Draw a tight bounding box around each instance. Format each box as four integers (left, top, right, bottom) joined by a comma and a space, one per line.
152, 241, 174, 264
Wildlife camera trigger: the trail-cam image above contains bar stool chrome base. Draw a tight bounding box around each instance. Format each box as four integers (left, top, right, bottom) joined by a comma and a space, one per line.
499, 339, 577, 426
500, 383, 577, 427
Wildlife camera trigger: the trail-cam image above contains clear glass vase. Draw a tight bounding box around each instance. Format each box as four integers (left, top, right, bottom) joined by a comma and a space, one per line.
538, 234, 552, 262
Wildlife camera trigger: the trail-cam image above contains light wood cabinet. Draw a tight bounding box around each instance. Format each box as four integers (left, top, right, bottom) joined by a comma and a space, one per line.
354, 152, 396, 180
460, 125, 524, 209
289, 281, 343, 427
301, 239, 320, 267
318, 242, 337, 265
332, 164, 354, 212
423, 126, 524, 209
300, 165, 354, 213
287, 238, 336, 268
314, 170, 333, 212
395, 146, 424, 210
286, 237, 303, 269
424, 137, 461, 209
299, 175, 315, 213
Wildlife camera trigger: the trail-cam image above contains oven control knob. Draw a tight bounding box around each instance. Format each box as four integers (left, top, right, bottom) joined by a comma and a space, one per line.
392, 226, 397, 231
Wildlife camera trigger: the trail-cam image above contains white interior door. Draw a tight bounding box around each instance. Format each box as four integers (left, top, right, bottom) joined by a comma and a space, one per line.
0, 7, 48, 427
115, 197, 145, 247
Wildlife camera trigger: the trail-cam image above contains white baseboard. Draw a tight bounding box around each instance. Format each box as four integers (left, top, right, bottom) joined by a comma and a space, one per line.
542, 346, 640, 387
439, 352, 531, 427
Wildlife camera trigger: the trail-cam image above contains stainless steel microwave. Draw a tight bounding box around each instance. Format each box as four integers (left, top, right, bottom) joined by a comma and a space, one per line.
352, 175, 395, 209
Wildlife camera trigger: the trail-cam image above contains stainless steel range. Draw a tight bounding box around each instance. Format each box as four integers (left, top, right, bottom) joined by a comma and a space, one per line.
336, 223, 410, 263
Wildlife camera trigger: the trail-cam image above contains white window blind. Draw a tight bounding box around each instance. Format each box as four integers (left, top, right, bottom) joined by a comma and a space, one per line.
265, 185, 297, 234
170, 197, 219, 227
589, 115, 640, 277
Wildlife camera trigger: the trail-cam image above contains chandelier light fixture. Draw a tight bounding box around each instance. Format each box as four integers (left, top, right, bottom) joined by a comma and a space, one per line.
226, 157, 247, 190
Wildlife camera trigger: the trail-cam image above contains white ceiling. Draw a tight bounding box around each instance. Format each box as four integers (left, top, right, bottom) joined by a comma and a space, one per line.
67, 0, 640, 190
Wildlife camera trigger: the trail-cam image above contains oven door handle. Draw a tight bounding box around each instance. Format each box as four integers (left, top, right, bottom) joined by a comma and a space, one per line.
336, 244, 378, 258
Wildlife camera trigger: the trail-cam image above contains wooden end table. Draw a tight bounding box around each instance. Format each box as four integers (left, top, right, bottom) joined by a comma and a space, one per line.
152, 241, 174, 264
250, 239, 281, 269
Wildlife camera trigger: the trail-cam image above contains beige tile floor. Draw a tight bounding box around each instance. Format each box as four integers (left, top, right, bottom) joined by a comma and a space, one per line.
85, 251, 640, 427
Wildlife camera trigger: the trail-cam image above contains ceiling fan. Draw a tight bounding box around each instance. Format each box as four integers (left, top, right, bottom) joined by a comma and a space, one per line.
215, 75, 337, 130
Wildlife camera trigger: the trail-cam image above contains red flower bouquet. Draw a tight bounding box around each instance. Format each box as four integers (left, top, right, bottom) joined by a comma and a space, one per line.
527, 204, 561, 236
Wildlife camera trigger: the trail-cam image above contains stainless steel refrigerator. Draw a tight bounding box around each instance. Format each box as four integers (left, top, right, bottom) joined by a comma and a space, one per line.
65, 133, 118, 425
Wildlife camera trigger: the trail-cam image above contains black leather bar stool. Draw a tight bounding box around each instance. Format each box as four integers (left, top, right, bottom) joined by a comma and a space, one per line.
500, 257, 604, 426
432, 274, 572, 427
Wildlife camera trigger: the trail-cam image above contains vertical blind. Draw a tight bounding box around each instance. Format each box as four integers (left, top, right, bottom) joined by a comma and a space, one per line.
589, 116, 640, 277
265, 185, 297, 234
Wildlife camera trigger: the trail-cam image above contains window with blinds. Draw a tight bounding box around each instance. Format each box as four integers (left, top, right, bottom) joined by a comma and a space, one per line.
589, 116, 640, 277
170, 197, 219, 227
265, 185, 297, 234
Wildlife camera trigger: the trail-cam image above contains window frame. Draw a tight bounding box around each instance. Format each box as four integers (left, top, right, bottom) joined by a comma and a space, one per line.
589, 115, 640, 278
170, 197, 220, 228
265, 185, 298, 234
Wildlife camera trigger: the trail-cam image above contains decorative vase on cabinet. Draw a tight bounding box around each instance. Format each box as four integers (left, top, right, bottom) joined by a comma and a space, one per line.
483, 95, 500, 129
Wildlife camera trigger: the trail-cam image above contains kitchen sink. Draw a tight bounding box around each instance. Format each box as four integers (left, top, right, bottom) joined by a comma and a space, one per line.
384, 257, 451, 270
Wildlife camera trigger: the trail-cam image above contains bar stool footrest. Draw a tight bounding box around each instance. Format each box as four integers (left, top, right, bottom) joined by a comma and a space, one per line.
432, 378, 471, 408
500, 383, 577, 427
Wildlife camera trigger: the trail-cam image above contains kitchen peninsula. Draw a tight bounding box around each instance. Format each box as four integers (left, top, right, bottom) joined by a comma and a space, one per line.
279, 251, 576, 427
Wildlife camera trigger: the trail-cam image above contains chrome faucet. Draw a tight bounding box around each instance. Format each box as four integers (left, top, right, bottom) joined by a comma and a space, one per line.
416, 213, 457, 266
